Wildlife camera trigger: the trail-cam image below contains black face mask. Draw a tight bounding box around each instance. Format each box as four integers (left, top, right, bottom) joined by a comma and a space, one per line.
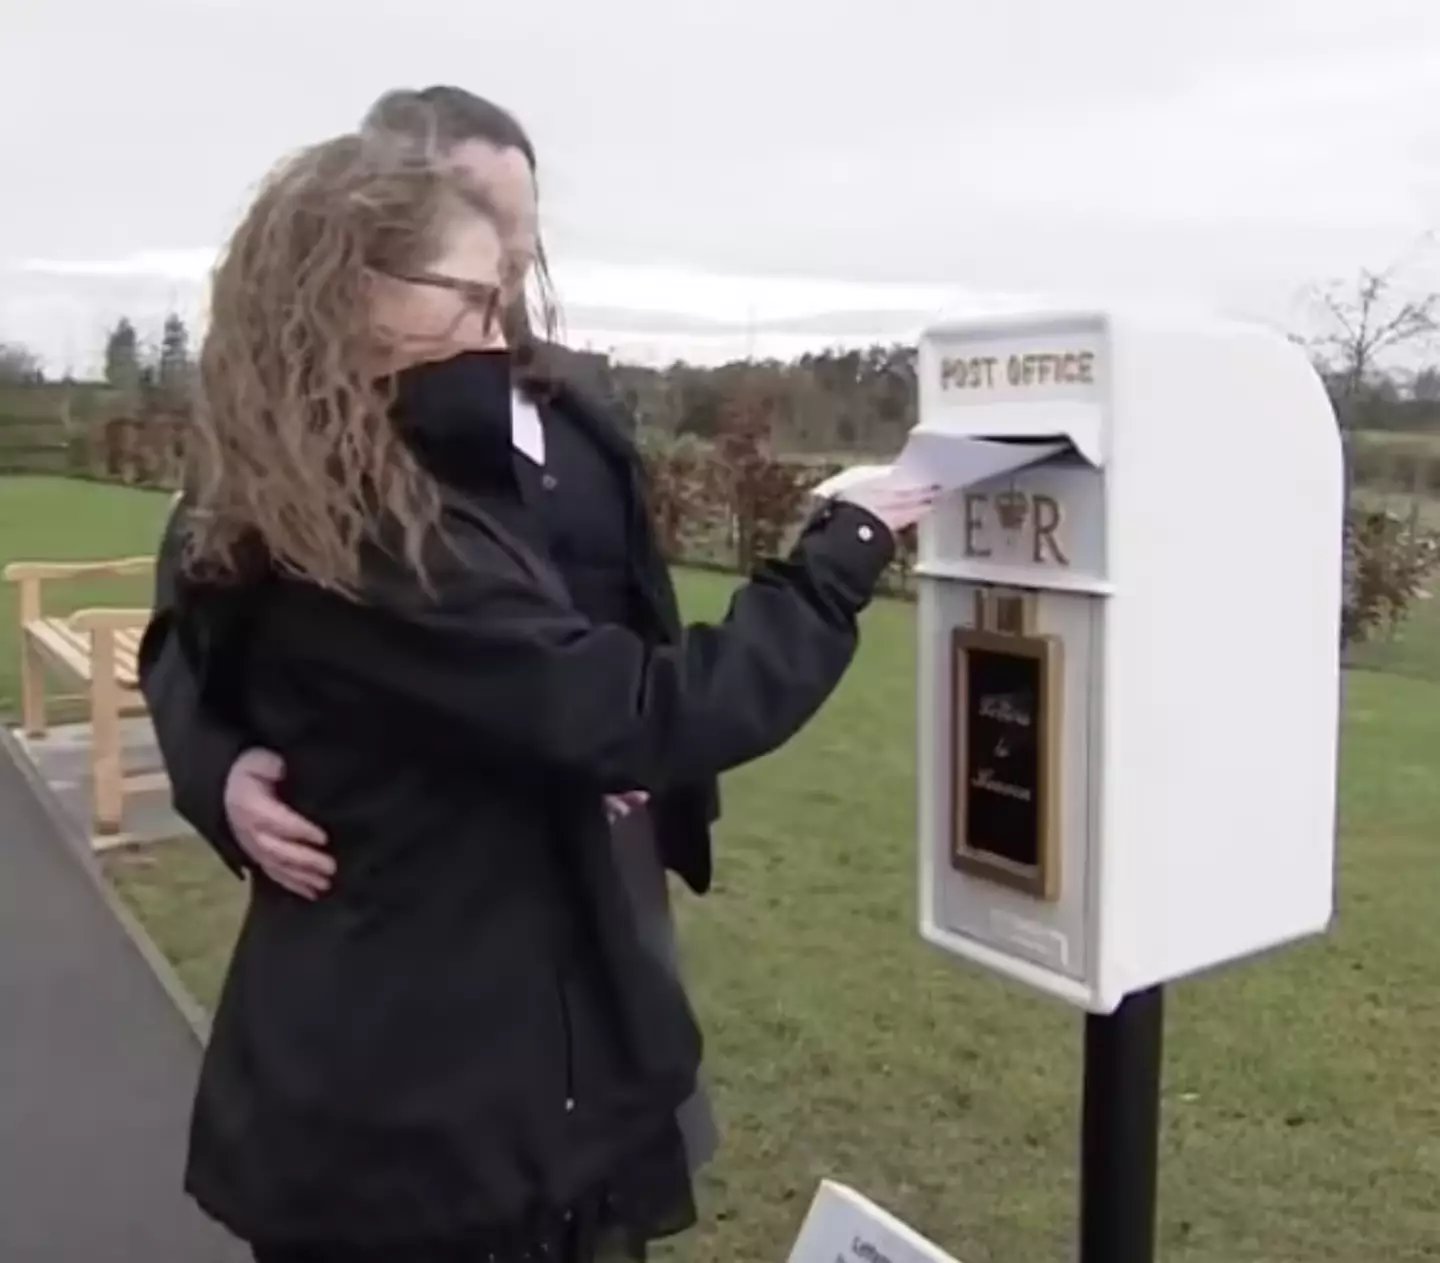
390, 350, 515, 488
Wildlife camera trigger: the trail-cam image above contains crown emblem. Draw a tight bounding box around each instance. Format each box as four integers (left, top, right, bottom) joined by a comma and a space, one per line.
995, 487, 1029, 531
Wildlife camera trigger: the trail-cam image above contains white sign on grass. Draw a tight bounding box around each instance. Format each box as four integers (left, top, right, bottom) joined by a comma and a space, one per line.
786, 1180, 961, 1263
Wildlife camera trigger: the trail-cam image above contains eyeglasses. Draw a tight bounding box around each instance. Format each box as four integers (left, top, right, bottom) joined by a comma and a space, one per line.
384, 270, 502, 328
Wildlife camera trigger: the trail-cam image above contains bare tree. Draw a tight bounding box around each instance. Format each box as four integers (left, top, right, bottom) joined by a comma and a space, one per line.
1300, 241, 1439, 429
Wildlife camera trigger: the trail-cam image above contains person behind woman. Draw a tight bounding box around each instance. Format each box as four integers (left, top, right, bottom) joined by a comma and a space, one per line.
171, 124, 938, 1262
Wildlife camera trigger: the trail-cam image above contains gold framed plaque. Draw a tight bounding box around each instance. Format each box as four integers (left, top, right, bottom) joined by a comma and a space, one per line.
949, 590, 1063, 901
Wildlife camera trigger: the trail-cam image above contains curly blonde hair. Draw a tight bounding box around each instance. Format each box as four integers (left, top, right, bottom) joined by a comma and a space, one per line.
185, 127, 493, 595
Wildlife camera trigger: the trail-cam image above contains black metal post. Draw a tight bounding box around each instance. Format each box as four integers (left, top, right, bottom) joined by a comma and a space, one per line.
1079, 984, 1165, 1263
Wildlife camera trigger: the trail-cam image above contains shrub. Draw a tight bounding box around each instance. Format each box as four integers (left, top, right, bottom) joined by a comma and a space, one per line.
707, 388, 825, 571
1342, 504, 1440, 647
636, 431, 710, 562
94, 409, 187, 488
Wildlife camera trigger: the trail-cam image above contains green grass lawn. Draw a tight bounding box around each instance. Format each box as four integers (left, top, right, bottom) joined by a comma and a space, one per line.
0, 475, 172, 714
1345, 580, 1440, 683
9, 475, 1440, 1261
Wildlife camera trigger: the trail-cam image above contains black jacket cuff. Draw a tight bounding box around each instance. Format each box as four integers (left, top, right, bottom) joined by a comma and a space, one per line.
797, 499, 897, 599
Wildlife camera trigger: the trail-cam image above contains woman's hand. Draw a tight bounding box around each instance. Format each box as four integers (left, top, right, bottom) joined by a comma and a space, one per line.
224, 749, 335, 898
605, 790, 649, 823
838, 475, 943, 534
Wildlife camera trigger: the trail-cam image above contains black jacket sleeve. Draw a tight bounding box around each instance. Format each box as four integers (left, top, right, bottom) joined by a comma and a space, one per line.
251, 499, 896, 795
137, 504, 252, 877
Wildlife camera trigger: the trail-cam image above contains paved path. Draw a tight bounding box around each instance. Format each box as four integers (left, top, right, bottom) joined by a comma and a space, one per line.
0, 729, 248, 1262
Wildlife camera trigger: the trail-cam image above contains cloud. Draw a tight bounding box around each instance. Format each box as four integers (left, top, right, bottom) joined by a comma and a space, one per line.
4, 0, 1437, 371
18, 249, 1046, 326
9, 246, 1067, 375
845, 45, 1440, 229
20, 250, 219, 281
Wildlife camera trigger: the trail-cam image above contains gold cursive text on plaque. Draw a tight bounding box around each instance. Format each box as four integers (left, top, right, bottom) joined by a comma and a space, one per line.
971, 767, 1034, 801
978, 693, 1032, 727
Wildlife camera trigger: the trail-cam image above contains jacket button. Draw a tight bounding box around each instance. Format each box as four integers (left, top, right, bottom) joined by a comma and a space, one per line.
542, 473, 558, 491
564, 1096, 575, 1112
857, 524, 875, 542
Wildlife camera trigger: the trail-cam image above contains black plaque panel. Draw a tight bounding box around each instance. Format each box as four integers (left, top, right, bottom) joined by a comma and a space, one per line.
950, 626, 1061, 900
963, 648, 1041, 866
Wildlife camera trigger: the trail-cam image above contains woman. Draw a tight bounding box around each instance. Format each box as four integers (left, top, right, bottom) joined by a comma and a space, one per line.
141, 84, 733, 1187
171, 120, 937, 1263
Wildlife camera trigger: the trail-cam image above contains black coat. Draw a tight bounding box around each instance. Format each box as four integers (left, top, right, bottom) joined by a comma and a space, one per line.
138, 381, 720, 894
165, 478, 894, 1244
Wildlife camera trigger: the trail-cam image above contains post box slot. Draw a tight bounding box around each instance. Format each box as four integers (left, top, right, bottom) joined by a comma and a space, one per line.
978, 434, 1094, 460
970, 435, 1093, 470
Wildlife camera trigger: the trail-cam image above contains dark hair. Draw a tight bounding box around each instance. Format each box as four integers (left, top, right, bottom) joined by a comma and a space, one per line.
361, 86, 536, 165
361, 86, 561, 394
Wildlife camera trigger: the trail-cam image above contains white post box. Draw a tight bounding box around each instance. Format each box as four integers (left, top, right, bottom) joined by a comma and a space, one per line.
915, 308, 1344, 1013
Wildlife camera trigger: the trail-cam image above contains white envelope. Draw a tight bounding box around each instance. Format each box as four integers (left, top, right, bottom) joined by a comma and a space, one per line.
810, 434, 1067, 501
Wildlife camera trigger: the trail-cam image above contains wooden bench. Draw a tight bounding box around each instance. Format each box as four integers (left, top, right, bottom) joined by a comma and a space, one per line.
4, 557, 167, 841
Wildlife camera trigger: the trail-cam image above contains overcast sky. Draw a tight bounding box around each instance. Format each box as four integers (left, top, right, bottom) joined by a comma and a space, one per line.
3, 0, 1439, 371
